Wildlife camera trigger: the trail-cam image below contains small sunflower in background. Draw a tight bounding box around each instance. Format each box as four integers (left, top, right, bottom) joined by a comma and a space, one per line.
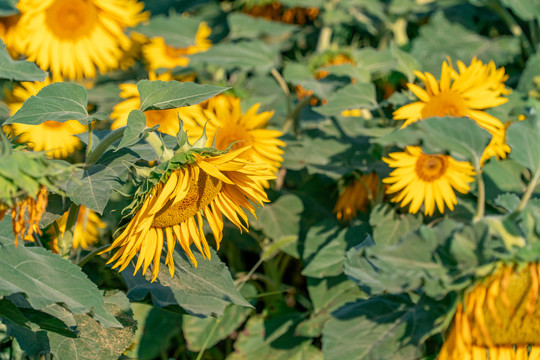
142, 22, 211, 71
242, 1, 319, 25
101, 129, 275, 281
180, 94, 285, 187
110, 72, 204, 137
382, 146, 475, 216
14, 0, 148, 80
50, 206, 106, 253
5, 78, 86, 158
439, 263, 540, 359
334, 172, 379, 222
394, 58, 511, 162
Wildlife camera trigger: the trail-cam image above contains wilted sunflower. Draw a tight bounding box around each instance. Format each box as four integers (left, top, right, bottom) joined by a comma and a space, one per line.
382, 146, 475, 216
50, 205, 106, 253
180, 94, 285, 186
110, 72, 204, 137
439, 263, 540, 359
0, 136, 69, 245
394, 58, 510, 162
243, 1, 319, 25
101, 142, 275, 281
15, 0, 148, 79
5, 78, 86, 158
142, 22, 211, 71
334, 172, 379, 222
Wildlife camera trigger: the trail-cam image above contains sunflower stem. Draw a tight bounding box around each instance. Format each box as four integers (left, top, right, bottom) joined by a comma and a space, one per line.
271, 68, 292, 115
86, 127, 126, 166
86, 122, 93, 160
145, 131, 174, 162
473, 166, 485, 222
77, 244, 111, 267
58, 203, 80, 259
516, 169, 540, 213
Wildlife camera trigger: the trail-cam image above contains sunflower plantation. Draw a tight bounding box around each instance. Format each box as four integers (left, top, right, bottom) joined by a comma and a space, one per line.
1, 0, 540, 359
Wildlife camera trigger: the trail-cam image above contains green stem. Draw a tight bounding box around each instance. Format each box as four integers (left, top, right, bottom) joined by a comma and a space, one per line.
516, 169, 540, 213
282, 97, 311, 135
77, 244, 111, 267
316, 26, 332, 52
86, 123, 93, 160
58, 203, 80, 259
86, 127, 126, 166
145, 131, 173, 162
195, 317, 222, 360
271, 68, 292, 115
473, 166, 485, 223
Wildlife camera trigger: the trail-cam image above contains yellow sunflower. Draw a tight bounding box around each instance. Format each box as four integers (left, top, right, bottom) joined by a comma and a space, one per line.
439, 263, 540, 360
5, 78, 86, 158
50, 206, 106, 253
102, 147, 274, 281
180, 94, 285, 185
0, 15, 21, 57
110, 72, 204, 137
243, 1, 319, 25
15, 0, 148, 80
393, 58, 510, 163
382, 146, 475, 216
334, 172, 379, 222
142, 22, 211, 71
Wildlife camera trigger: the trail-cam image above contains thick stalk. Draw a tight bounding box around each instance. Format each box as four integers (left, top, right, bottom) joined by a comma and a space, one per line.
516, 169, 540, 213
86, 127, 126, 165
86, 123, 93, 160
77, 244, 111, 267
473, 166, 485, 223
145, 131, 174, 162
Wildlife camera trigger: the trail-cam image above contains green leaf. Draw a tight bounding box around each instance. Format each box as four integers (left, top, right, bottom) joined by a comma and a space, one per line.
4, 82, 105, 125
499, 0, 540, 21
47, 291, 137, 360
183, 284, 257, 351
314, 83, 377, 116
228, 13, 298, 40
506, 115, 540, 173
122, 247, 251, 317
375, 116, 492, 166
0, 217, 120, 328
0, 40, 47, 81
137, 80, 227, 111
390, 43, 421, 82
116, 110, 152, 150
66, 164, 121, 214
411, 12, 519, 76
369, 204, 422, 245
0, 0, 17, 15
189, 40, 280, 73
134, 14, 200, 47
322, 295, 449, 360
518, 52, 540, 92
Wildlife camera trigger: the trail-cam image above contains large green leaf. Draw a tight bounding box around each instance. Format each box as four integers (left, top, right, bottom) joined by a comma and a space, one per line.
506, 115, 540, 174
137, 80, 227, 111
322, 295, 449, 360
0, 217, 120, 328
134, 14, 200, 47
369, 204, 422, 245
0, 40, 46, 81
4, 82, 106, 125
122, 247, 251, 317
375, 116, 492, 166
189, 40, 281, 73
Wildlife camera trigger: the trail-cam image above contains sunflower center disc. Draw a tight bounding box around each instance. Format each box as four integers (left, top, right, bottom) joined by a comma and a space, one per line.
215, 123, 251, 151
415, 154, 448, 181
421, 90, 468, 118
151, 170, 222, 228
45, 0, 98, 41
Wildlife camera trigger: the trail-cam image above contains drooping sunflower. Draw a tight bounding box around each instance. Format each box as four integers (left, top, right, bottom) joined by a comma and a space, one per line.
5, 78, 86, 158
110, 72, 204, 137
334, 172, 379, 222
101, 145, 275, 281
382, 146, 475, 216
180, 94, 285, 185
243, 1, 319, 25
439, 263, 540, 359
50, 206, 106, 253
15, 0, 148, 80
393, 58, 510, 162
142, 22, 211, 71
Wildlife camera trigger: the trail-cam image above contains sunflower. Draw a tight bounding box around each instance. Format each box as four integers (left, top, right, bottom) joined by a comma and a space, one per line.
110, 72, 204, 137
142, 22, 211, 71
243, 1, 319, 25
382, 146, 475, 216
101, 146, 274, 281
50, 206, 106, 253
0, 15, 21, 57
5, 78, 86, 158
334, 172, 379, 222
180, 94, 285, 185
14, 0, 148, 80
118, 31, 148, 71
439, 263, 540, 359
393, 58, 510, 162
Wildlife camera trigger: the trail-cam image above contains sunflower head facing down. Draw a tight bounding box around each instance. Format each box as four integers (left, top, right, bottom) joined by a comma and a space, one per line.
394, 58, 511, 163
15, 0, 148, 80
383, 146, 475, 216
101, 129, 275, 281
439, 263, 540, 359
334, 172, 379, 222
